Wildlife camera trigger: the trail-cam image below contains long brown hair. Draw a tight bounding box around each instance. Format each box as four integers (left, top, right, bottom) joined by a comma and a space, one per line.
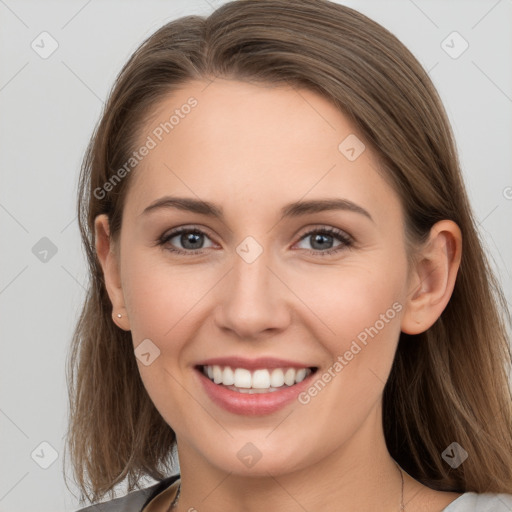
65, 0, 512, 503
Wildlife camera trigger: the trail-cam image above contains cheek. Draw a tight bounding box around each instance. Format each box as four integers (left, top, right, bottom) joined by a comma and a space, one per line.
294, 264, 404, 428
121, 251, 211, 343
289, 258, 407, 408
120, 253, 207, 424
292, 258, 405, 339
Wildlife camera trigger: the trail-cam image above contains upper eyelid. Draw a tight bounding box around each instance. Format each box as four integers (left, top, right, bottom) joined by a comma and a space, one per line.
162, 225, 217, 242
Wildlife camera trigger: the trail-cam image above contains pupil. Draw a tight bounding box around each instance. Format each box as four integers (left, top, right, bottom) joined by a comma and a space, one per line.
183, 232, 202, 249
312, 233, 332, 250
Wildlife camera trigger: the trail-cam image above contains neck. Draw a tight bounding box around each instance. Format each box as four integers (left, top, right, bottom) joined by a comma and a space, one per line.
173, 405, 406, 511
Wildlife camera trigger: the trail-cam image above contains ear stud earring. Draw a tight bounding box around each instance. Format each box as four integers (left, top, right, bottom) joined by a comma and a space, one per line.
117, 313, 122, 318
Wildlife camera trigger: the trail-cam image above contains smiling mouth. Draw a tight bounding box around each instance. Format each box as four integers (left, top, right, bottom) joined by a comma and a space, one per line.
196, 365, 318, 394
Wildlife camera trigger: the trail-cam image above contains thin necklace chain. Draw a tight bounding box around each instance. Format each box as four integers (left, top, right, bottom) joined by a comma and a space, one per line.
167, 461, 405, 511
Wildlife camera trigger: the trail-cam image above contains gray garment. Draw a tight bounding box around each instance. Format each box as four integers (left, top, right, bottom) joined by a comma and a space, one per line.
74, 477, 177, 512
75, 488, 512, 512
74, 487, 155, 512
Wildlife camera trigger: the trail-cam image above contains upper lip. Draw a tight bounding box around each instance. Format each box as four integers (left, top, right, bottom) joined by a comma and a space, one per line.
195, 356, 317, 371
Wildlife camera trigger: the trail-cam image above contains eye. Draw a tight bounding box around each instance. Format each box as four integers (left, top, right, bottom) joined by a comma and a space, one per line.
156, 226, 216, 255
155, 225, 353, 257
294, 227, 353, 256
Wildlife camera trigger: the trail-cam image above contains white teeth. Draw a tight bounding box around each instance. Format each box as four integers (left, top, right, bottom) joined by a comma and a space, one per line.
270, 368, 285, 387
202, 365, 313, 391
284, 368, 296, 386
295, 368, 307, 383
222, 366, 235, 385
252, 369, 271, 389
233, 368, 252, 388
213, 365, 223, 384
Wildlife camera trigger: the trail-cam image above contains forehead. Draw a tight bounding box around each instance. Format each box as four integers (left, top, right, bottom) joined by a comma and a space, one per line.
124, 78, 400, 223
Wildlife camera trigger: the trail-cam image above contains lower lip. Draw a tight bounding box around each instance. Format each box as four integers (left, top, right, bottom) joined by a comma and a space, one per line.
195, 368, 317, 416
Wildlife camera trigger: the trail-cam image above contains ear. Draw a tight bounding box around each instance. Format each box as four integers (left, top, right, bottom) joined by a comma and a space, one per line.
94, 214, 131, 331
401, 220, 462, 334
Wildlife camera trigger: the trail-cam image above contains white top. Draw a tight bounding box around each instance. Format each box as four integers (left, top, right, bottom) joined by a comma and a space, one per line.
443, 492, 512, 511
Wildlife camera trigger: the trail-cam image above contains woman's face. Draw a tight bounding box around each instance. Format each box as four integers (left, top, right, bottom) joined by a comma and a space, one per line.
103, 78, 415, 476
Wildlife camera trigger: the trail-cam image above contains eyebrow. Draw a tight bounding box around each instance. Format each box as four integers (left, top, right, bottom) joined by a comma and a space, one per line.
139, 196, 374, 223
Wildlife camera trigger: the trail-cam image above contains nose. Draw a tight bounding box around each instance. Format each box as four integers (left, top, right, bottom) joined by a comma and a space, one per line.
213, 245, 291, 339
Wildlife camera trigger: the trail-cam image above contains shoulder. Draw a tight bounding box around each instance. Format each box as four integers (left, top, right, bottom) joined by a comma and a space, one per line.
443, 492, 512, 511
74, 475, 180, 512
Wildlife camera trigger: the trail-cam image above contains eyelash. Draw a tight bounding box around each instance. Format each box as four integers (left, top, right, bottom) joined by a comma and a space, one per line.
155, 225, 354, 257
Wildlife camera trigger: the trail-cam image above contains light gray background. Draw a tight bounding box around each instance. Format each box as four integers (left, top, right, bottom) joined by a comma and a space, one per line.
1, 0, 511, 510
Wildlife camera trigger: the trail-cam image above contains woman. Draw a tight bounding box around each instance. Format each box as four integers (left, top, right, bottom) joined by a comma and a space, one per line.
67, 0, 512, 510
